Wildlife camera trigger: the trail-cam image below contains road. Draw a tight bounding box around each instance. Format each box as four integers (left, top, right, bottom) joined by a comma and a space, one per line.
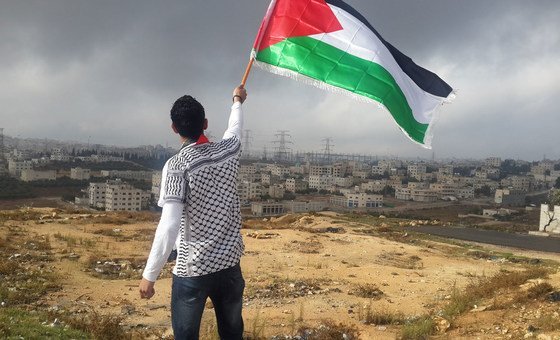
405, 226, 560, 253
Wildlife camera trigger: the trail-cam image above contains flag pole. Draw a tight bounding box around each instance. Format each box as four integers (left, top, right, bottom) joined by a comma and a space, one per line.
241, 57, 254, 86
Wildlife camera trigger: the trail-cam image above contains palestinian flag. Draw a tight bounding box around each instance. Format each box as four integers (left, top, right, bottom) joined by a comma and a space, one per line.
251, 0, 455, 148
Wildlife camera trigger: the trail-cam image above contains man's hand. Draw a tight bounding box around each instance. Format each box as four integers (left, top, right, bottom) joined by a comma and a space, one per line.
233, 85, 247, 104
139, 278, 155, 299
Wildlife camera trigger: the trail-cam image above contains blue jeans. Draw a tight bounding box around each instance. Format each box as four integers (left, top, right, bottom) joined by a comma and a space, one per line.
171, 264, 244, 340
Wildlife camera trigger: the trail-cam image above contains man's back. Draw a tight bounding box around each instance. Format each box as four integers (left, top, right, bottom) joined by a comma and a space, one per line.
163, 136, 243, 277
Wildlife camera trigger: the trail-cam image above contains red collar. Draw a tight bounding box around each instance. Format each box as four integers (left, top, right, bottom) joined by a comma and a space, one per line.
195, 134, 210, 145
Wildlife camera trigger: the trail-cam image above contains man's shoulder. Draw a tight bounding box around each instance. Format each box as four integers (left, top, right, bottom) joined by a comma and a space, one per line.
166, 152, 189, 172
211, 136, 241, 153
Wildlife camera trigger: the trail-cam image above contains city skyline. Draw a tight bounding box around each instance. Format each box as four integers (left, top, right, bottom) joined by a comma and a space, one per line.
1, 1, 559, 161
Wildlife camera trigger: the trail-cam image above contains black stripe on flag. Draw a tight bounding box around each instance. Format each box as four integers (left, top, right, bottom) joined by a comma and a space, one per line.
325, 0, 453, 98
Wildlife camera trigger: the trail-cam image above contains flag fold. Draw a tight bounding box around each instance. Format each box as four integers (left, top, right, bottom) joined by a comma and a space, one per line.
251, 0, 455, 148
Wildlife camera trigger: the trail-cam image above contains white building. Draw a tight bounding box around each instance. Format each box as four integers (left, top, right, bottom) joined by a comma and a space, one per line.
540, 204, 560, 233
87, 154, 125, 163
308, 175, 333, 190
152, 172, 162, 201
495, 189, 525, 206
268, 184, 285, 199
105, 181, 150, 211
251, 202, 285, 216
333, 177, 353, 188
70, 167, 91, 180
20, 169, 56, 182
485, 157, 502, 168
309, 165, 333, 176
331, 193, 383, 208
407, 163, 427, 179
271, 165, 290, 177
285, 201, 328, 213
285, 178, 308, 193
100, 170, 154, 181
238, 181, 263, 201
88, 180, 150, 211
8, 160, 33, 177
50, 148, 71, 161
361, 180, 388, 193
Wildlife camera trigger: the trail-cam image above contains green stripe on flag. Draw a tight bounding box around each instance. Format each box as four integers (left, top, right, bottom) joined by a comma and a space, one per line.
256, 36, 429, 144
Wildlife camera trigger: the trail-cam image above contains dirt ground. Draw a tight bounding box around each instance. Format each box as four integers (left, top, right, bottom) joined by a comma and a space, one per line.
1, 208, 560, 339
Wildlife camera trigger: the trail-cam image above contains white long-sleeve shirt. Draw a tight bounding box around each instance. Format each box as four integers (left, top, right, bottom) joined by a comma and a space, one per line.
143, 102, 244, 282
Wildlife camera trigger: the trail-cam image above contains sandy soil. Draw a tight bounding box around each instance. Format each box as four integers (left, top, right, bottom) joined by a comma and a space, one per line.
2, 208, 560, 339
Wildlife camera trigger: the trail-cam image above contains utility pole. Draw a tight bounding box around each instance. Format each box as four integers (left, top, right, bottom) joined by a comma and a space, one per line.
242, 129, 252, 158
322, 137, 334, 164
0, 128, 7, 175
272, 130, 293, 162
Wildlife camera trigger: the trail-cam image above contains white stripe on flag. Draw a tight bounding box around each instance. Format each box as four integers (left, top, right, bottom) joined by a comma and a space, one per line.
309, 4, 445, 125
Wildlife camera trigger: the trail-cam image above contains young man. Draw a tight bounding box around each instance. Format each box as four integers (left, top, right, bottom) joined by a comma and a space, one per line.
139, 85, 248, 339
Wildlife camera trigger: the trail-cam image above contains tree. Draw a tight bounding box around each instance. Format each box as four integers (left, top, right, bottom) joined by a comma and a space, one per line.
475, 185, 492, 197
550, 189, 560, 206
555, 177, 560, 189
543, 190, 560, 232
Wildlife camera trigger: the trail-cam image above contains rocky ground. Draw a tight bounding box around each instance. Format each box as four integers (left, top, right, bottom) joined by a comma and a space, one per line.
1, 207, 560, 339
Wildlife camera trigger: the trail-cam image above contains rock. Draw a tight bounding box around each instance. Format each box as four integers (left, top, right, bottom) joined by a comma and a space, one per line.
547, 291, 560, 302
537, 334, 552, 340
121, 305, 135, 315
470, 305, 488, 312
433, 316, 450, 333
145, 304, 166, 310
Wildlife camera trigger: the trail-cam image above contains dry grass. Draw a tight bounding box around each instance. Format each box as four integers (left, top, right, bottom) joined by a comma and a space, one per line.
284, 239, 324, 254
443, 267, 551, 319
0, 209, 44, 222
60, 310, 129, 340
350, 283, 384, 299
534, 313, 560, 332
295, 320, 360, 340
245, 277, 332, 300
375, 251, 423, 269
400, 316, 436, 340
360, 307, 404, 325
526, 282, 555, 300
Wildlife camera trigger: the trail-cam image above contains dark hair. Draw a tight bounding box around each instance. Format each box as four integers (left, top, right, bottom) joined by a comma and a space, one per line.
170, 95, 205, 141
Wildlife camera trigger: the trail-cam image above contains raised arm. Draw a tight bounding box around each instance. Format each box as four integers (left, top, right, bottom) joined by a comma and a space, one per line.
223, 85, 247, 140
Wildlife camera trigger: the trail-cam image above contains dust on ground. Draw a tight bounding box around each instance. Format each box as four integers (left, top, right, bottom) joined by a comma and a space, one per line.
1, 207, 559, 339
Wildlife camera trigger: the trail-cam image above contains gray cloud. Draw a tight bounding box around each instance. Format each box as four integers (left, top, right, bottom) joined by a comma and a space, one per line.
1, 0, 559, 160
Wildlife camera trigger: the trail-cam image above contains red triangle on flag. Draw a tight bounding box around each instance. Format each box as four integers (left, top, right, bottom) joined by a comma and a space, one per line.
254, 0, 343, 52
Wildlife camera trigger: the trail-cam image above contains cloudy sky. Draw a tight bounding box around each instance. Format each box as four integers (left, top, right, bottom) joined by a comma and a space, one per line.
1, 0, 559, 161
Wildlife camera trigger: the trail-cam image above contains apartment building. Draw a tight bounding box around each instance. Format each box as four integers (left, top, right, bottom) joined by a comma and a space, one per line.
308, 175, 333, 190
70, 167, 91, 180
309, 165, 333, 176
105, 181, 150, 211
20, 169, 56, 182
331, 193, 383, 208
151, 172, 162, 201
407, 163, 427, 179
495, 189, 525, 206
100, 170, 153, 182
285, 178, 308, 193
361, 179, 388, 193
89, 180, 150, 211
268, 184, 285, 199
8, 160, 33, 177
238, 180, 263, 201
485, 157, 502, 168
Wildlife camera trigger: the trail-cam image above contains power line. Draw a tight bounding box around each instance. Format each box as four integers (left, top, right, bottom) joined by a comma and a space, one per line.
0, 128, 7, 174
242, 129, 252, 157
322, 137, 334, 163
272, 130, 293, 161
